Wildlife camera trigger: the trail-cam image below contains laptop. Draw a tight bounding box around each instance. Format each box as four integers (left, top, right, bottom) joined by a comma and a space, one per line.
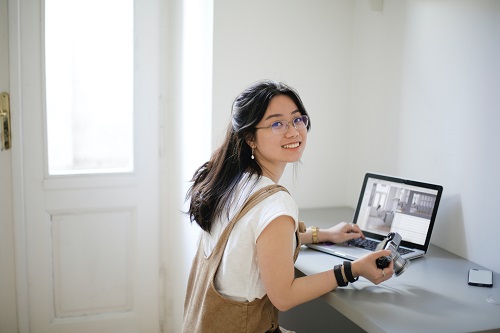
307, 173, 443, 261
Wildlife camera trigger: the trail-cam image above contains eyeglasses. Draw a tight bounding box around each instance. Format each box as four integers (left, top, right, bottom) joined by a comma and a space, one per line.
255, 115, 309, 135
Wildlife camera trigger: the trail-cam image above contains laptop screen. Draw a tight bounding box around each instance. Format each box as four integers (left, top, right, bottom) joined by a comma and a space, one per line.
352, 173, 443, 251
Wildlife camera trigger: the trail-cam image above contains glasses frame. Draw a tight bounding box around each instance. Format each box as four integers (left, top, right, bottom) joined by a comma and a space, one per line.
255, 115, 309, 135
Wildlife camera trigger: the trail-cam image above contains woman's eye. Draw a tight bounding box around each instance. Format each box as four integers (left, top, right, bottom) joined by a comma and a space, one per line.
293, 116, 303, 124
271, 121, 284, 129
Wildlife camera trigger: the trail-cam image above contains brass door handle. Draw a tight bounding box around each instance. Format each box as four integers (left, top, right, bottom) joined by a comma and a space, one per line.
1, 92, 11, 150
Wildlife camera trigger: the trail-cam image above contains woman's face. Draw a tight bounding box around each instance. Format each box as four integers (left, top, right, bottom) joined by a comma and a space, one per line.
250, 94, 308, 181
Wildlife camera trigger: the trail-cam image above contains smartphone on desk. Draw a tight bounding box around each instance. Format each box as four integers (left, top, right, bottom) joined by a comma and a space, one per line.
468, 269, 493, 287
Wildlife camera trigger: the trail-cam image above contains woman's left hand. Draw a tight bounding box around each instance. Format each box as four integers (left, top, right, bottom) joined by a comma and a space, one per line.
320, 222, 365, 244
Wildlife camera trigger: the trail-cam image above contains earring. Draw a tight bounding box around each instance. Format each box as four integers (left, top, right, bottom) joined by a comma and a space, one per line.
251, 148, 255, 160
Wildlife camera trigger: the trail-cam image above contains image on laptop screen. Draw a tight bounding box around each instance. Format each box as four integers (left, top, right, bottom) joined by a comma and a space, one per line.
353, 173, 443, 251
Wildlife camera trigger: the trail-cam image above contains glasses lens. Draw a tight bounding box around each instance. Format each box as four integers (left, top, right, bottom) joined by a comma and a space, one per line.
270, 121, 286, 134
269, 115, 309, 134
294, 115, 308, 129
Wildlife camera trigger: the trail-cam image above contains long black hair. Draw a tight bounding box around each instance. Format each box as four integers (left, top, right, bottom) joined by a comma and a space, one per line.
186, 80, 311, 232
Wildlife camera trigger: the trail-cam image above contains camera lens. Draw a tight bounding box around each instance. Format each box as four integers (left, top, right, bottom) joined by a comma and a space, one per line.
393, 252, 410, 276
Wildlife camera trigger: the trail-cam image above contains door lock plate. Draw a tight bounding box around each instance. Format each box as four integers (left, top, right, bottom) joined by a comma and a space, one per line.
1, 92, 11, 150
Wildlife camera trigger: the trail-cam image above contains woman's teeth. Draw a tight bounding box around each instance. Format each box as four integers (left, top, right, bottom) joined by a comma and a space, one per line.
283, 142, 300, 149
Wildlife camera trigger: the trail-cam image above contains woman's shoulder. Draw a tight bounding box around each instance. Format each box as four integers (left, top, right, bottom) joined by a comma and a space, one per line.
236, 173, 297, 213
261, 189, 297, 211
252, 179, 296, 212
249, 185, 298, 236
249, 175, 292, 198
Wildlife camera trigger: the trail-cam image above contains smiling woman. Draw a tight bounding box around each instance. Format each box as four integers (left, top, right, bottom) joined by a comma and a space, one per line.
183, 80, 312, 332
182, 80, 395, 333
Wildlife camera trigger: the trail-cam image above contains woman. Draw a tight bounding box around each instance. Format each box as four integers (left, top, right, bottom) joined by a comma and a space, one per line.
183, 80, 394, 332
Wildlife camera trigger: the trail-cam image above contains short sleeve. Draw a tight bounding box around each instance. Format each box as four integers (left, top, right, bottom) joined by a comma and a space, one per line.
250, 190, 299, 243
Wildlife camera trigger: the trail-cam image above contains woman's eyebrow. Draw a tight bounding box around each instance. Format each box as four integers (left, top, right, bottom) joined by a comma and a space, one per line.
263, 109, 300, 121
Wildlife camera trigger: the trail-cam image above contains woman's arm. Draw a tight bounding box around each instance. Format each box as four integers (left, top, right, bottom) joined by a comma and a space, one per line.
257, 216, 393, 311
299, 221, 365, 245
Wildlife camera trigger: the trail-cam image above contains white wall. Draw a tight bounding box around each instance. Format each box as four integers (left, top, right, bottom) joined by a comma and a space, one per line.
347, 0, 407, 187
397, 0, 500, 272
212, 0, 500, 273
347, 0, 500, 273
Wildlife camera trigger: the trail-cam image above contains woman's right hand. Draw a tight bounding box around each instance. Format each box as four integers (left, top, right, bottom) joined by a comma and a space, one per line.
351, 249, 395, 285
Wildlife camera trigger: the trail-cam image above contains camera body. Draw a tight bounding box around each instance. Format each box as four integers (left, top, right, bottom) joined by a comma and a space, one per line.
375, 232, 410, 276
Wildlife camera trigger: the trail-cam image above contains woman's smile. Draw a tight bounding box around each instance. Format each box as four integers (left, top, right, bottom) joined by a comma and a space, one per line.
282, 142, 300, 149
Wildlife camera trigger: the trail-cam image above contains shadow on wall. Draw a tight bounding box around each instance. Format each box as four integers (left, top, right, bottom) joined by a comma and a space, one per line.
431, 194, 467, 257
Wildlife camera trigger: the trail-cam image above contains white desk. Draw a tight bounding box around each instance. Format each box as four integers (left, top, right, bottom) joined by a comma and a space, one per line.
296, 207, 500, 333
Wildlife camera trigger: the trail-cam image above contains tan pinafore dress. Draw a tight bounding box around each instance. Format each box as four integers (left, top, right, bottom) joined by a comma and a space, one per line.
183, 185, 300, 333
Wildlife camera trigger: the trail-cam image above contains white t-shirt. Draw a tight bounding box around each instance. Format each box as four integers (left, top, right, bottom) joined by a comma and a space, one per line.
202, 173, 298, 302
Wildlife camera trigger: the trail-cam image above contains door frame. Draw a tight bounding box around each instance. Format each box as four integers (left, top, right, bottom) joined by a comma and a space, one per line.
0, 0, 19, 331
9, 0, 37, 330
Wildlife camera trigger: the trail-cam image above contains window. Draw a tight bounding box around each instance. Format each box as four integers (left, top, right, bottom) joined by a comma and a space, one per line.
45, 0, 134, 175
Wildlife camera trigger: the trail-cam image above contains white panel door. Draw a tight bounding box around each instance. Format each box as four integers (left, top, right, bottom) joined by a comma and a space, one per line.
10, 0, 161, 332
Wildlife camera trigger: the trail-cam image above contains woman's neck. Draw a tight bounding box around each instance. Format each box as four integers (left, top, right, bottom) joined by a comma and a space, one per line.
260, 163, 286, 184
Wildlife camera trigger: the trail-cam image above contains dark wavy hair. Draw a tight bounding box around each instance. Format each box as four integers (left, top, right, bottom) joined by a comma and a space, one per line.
186, 80, 311, 232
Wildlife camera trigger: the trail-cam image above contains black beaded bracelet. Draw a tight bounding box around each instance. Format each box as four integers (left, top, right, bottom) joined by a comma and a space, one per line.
343, 261, 359, 283
333, 264, 348, 287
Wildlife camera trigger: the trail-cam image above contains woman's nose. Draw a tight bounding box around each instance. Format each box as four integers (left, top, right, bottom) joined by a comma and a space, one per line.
285, 123, 299, 137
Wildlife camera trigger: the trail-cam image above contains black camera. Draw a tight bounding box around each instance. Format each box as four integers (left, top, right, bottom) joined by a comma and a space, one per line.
375, 232, 410, 276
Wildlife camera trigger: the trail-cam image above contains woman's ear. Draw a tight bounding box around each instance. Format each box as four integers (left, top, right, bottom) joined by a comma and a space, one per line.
245, 134, 256, 149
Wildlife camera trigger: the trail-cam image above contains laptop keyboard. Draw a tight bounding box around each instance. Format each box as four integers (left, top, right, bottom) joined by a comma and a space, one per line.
397, 247, 413, 255
347, 238, 379, 251
347, 238, 414, 255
